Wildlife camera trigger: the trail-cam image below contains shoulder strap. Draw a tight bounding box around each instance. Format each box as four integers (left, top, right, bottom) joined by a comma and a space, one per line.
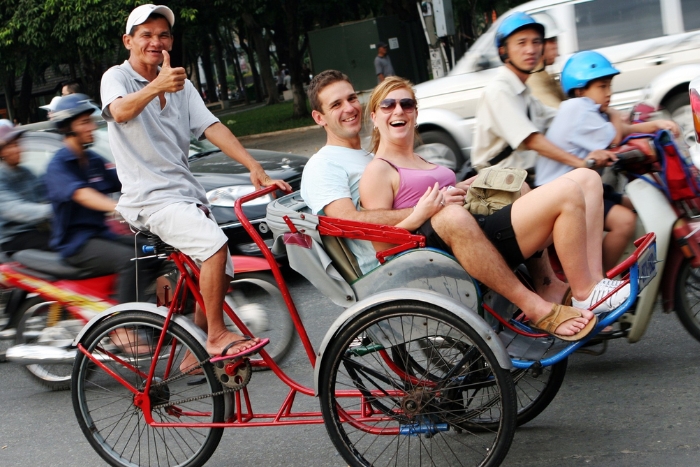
377, 158, 399, 171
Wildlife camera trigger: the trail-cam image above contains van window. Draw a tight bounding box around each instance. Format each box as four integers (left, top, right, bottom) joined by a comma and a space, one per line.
681, 0, 700, 32
575, 0, 663, 50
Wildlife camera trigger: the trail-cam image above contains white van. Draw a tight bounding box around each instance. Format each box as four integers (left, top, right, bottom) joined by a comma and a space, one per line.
415, 0, 700, 170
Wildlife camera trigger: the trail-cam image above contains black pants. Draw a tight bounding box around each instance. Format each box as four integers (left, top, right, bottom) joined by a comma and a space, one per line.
64, 236, 163, 303
1, 230, 51, 255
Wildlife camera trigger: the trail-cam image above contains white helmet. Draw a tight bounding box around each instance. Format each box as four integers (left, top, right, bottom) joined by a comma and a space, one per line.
531, 12, 562, 40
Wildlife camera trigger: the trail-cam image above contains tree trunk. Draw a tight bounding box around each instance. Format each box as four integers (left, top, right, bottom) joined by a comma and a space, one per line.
230, 44, 249, 104
282, 1, 309, 118
212, 30, 229, 105
17, 57, 33, 124
239, 30, 263, 103
200, 33, 217, 103
242, 12, 278, 105
3, 70, 16, 123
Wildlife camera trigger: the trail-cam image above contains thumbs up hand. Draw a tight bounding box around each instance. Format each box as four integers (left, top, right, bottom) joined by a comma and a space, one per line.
153, 50, 186, 93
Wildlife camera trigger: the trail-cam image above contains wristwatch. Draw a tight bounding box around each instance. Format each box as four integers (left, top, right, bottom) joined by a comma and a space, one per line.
585, 158, 596, 169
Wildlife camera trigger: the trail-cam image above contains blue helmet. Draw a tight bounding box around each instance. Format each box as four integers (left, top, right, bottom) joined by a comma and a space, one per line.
561, 51, 620, 95
50, 93, 98, 131
495, 12, 544, 49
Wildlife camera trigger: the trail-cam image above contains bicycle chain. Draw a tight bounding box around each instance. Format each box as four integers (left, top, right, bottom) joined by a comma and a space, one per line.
148, 356, 242, 410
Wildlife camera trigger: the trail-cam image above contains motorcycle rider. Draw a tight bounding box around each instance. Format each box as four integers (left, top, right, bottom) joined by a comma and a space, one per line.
472, 12, 616, 172
0, 125, 52, 254
44, 93, 162, 304
526, 12, 566, 109
538, 51, 679, 269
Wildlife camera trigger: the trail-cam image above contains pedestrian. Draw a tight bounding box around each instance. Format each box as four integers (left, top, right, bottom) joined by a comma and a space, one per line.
374, 41, 395, 83
62, 81, 82, 96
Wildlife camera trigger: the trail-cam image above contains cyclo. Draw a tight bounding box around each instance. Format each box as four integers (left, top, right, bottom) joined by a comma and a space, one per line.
69, 185, 657, 467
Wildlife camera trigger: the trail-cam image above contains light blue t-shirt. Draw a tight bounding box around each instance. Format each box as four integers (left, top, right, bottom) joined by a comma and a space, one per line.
300, 145, 379, 274
536, 97, 617, 186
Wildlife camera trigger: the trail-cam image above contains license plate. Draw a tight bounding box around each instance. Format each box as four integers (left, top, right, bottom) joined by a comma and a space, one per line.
637, 242, 657, 291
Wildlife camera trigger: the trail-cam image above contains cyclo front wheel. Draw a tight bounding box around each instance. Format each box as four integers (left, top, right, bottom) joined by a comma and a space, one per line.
71, 311, 225, 467
318, 301, 516, 467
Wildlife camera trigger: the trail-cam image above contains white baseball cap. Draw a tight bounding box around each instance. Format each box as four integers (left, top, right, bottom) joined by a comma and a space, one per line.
125, 4, 175, 35
40, 96, 62, 112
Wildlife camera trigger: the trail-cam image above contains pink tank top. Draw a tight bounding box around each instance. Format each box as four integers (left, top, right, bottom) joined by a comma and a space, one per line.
378, 158, 457, 210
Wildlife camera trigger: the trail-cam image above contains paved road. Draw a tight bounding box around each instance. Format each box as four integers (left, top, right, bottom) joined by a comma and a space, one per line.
1, 269, 700, 467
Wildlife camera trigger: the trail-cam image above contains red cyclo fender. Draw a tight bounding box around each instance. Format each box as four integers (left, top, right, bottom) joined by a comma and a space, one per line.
230, 255, 273, 274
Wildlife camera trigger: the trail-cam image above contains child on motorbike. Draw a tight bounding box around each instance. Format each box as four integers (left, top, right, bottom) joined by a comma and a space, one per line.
536, 51, 680, 270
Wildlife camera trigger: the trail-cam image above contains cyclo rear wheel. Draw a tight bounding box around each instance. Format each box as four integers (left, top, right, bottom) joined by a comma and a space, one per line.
71, 311, 225, 467
319, 301, 516, 467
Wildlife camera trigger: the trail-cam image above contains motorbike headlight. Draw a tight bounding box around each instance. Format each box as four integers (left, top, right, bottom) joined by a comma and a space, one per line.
206, 185, 273, 207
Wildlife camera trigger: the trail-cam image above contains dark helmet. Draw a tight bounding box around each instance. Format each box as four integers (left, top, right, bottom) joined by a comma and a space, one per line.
495, 12, 545, 51
50, 93, 98, 134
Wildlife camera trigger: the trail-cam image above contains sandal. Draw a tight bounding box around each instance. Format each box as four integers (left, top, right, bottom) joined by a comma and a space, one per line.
531, 303, 597, 342
210, 336, 270, 363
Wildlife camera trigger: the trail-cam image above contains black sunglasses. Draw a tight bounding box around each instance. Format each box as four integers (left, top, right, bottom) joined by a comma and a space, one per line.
379, 98, 417, 113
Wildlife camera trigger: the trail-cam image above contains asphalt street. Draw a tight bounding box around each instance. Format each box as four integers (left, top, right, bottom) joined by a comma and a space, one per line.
1, 131, 700, 466
1, 268, 700, 467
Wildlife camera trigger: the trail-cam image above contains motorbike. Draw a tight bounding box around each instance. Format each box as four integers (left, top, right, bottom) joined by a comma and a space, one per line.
0, 245, 294, 390
574, 118, 700, 352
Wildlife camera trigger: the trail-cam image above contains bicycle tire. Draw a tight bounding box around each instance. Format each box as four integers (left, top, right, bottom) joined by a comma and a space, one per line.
227, 272, 296, 369
71, 311, 224, 467
318, 300, 516, 467
674, 258, 700, 342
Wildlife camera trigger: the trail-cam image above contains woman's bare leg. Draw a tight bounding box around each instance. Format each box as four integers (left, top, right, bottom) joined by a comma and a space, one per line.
560, 169, 605, 278
511, 176, 598, 302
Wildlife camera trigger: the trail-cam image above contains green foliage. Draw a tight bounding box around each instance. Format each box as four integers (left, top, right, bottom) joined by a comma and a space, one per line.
222, 100, 314, 137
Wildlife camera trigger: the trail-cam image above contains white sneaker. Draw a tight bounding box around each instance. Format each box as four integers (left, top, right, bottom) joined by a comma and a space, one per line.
572, 279, 631, 314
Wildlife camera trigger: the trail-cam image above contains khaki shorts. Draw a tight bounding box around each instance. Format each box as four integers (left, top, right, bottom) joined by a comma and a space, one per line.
132, 202, 234, 278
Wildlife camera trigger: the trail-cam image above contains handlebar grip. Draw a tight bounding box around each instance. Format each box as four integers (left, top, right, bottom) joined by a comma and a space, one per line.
142, 245, 156, 254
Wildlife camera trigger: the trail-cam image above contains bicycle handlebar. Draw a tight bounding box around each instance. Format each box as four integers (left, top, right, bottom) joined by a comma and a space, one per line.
233, 185, 293, 224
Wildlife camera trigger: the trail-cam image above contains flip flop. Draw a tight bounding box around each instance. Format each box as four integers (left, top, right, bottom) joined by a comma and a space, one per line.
531, 303, 598, 342
209, 336, 270, 363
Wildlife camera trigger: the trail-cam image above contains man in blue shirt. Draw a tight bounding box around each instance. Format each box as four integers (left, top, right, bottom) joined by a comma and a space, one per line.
45, 94, 161, 303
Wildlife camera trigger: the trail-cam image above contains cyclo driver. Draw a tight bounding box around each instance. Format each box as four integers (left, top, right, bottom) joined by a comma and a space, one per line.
100, 4, 289, 365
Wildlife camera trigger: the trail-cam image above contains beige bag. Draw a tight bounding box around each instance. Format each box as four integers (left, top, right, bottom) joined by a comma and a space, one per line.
464, 167, 527, 216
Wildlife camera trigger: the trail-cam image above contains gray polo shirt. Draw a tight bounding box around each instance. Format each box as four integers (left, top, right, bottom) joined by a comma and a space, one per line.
100, 60, 219, 222
374, 55, 395, 80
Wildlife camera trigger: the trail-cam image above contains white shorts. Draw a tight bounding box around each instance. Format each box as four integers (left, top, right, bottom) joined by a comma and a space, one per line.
132, 202, 234, 277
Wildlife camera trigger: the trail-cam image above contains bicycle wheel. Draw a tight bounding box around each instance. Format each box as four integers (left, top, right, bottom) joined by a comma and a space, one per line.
72, 311, 224, 467
319, 301, 516, 467
226, 272, 295, 369
15, 297, 78, 390
674, 258, 700, 342
392, 333, 567, 428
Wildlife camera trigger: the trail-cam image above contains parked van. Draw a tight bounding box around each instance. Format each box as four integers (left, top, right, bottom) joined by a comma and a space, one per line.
415, 0, 700, 170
